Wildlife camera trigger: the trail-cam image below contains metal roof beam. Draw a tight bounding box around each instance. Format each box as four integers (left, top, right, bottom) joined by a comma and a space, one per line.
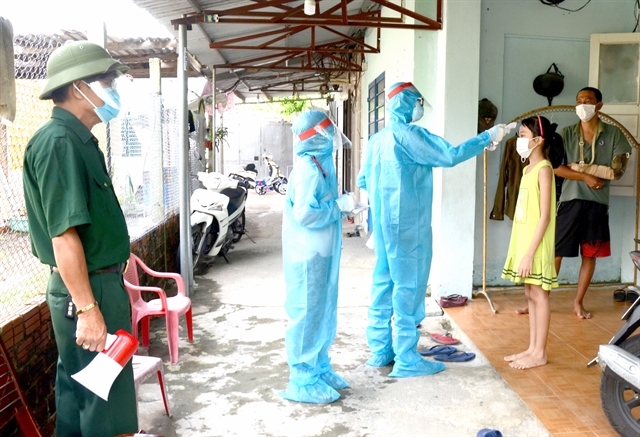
210, 44, 376, 54
219, 50, 301, 68
250, 78, 331, 92
321, 52, 360, 70
209, 25, 307, 47
171, 0, 442, 31
320, 25, 378, 51
223, 65, 359, 73
177, 17, 437, 31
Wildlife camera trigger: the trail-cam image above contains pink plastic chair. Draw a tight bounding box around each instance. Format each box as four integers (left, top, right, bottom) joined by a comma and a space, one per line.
123, 253, 193, 364
132, 355, 171, 417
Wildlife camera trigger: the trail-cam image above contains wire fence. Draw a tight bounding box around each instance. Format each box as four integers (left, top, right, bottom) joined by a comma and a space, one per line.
0, 34, 185, 321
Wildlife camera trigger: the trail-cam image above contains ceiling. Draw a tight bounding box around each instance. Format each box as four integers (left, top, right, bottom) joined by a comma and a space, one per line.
131, 0, 442, 101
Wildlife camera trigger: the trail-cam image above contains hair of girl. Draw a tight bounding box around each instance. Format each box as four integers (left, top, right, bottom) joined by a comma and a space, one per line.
521, 115, 563, 163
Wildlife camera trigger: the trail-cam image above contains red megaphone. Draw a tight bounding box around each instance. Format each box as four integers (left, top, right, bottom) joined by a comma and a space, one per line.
71, 329, 138, 401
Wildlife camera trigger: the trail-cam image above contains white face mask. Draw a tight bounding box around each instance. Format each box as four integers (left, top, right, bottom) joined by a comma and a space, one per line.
516, 137, 537, 161
576, 104, 596, 122
411, 102, 424, 123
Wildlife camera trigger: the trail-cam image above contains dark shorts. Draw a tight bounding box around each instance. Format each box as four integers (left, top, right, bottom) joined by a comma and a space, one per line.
555, 199, 610, 258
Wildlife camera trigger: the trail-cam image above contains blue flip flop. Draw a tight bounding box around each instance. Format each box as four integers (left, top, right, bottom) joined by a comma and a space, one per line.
477, 429, 503, 437
418, 346, 457, 357
434, 351, 476, 362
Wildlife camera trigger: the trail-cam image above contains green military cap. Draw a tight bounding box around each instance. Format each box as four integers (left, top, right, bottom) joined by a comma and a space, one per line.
39, 40, 129, 100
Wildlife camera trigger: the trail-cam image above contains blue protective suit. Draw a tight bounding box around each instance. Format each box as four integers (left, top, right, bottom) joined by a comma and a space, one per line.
281, 110, 349, 403
357, 82, 491, 378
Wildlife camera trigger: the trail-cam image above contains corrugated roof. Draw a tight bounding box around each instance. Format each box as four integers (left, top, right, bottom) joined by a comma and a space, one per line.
13, 30, 192, 79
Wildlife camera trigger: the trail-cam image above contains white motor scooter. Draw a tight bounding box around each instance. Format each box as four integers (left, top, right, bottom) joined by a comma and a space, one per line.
588, 244, 640, 437
254, 155, 288, 195
190, 171, 248, 268
227, 163, 258, 188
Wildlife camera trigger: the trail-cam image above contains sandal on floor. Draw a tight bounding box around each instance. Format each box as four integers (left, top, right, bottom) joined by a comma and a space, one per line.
433, 351, 476, 362
439, 294, 468, 308
430, 333, 460, 345
418, 346, 457, 357
627, 289, 639, 303
613, 289, 626, 302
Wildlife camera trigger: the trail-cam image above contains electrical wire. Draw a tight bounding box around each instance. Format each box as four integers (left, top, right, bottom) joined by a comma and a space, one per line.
539, 0, 592, 12
634, 0, 640, 32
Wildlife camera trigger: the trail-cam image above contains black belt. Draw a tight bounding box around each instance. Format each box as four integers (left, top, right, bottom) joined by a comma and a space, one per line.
51, 262, 127, 275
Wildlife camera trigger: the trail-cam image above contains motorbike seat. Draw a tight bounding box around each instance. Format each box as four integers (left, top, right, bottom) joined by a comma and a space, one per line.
220, 186, 245, 200
245, 163, 257, 172
220, 186, 246, 216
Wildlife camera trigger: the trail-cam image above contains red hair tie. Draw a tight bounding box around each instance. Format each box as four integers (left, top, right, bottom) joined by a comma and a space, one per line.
537, 115, 544, 137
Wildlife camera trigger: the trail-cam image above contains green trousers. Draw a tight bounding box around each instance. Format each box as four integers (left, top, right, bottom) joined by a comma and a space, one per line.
47, 271, 138, 437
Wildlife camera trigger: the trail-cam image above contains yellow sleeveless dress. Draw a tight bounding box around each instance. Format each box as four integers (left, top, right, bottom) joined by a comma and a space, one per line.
501, 159, 558, 291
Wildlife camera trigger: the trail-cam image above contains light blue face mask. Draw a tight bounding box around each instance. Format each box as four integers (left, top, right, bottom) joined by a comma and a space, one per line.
411, 99, 424, 123
74, 81, 122, 123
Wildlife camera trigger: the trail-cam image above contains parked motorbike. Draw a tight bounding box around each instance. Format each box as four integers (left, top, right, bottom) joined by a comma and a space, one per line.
189, 171, 248, 268
588, 247, 640, 437
228, 163, 258, 189
255, 155, 287, 195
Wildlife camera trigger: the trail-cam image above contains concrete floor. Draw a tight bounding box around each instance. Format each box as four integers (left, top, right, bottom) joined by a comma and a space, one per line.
136, 192, 551, 437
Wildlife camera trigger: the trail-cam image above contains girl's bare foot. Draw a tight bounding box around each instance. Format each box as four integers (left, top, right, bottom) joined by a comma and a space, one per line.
509, 354, 547, 369
515, 306, 529, 315
575, 303, 592, 319
504, 350, 530, 362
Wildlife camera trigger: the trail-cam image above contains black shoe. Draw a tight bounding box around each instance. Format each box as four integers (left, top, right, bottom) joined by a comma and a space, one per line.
627, 290, 639, 303
613, 289, 626, 302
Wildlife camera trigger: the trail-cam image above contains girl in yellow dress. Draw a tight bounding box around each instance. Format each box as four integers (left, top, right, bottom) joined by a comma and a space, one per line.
502, 115, 560, 369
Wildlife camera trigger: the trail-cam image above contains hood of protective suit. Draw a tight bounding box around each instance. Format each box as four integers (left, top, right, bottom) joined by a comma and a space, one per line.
292, 110, 335, 158
387, 82, 422, 124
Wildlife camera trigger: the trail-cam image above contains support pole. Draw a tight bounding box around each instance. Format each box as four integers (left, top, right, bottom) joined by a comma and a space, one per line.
477, 149, 497, 313
212, 74, 218, 173
219, 112, 224, 175
178, 23, 193, 295
149, 58, 165, 222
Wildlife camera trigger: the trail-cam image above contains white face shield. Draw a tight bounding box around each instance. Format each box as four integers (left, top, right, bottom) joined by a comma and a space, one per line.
387, 82, 433, 123
296, 117, 352, 151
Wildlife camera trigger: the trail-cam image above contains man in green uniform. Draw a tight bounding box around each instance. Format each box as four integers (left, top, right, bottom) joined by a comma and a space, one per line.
23, 41, 138, 436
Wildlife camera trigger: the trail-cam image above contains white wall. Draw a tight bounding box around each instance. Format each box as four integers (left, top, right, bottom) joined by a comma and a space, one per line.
430, 0, 483, 298
476, 0, 638, 286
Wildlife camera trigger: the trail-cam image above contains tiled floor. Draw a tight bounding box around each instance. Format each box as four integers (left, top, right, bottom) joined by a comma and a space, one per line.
445, 285, 638, 437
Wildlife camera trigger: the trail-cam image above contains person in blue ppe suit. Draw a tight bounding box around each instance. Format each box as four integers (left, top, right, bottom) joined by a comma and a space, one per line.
357, 82, 510, 377
281, 110, 356, 403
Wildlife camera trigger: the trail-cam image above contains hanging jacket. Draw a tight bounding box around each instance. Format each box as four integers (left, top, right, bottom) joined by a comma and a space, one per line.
490, 135, 526, 221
